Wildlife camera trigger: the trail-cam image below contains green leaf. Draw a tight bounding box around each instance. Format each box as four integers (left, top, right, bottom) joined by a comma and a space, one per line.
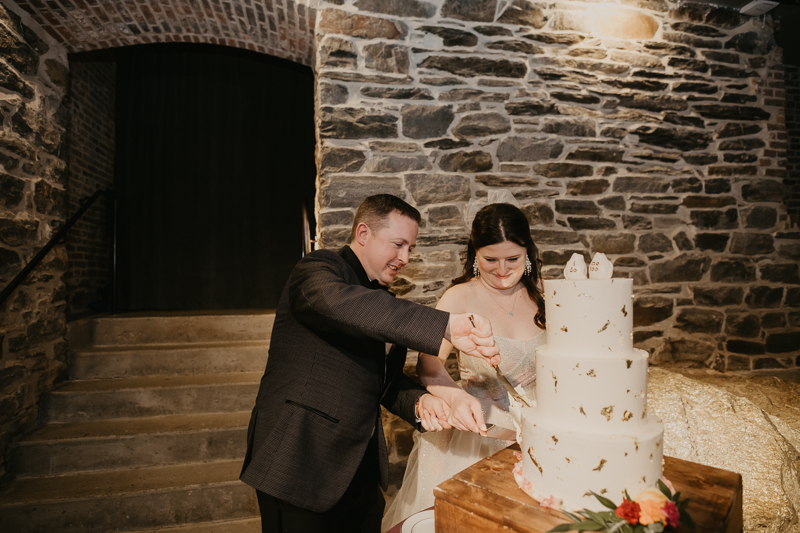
680, 509, 697, 531
633, 525, 646, 533
646, 522, 665, 533
607, 520, 629, 533
583, 509, 607, 524
563, 511, 584, 523
591, 491, 619, 510
656, 479, 671, 498
672, 491, 682, 502
548, 524, 580, 532
624, 490, 633, 502
571, 521, 605, 531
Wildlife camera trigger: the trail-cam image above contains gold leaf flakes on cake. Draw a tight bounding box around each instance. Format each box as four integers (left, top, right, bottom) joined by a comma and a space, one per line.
621, 305, 627, 317
583, 491, 593, 497
642, 476, 647, 483
650, 453, 653, 460
634, 439, 639, 451
600, 406, 614, 421
593, 459, 607, 471
598, 320, 610, 333
552, 371, 558, 392
655, 439, 662, 448
623, 410, 633, 421
624, 452, 628, 456
587, 369, 596, 377
528, 446, 543, 474
561, 325, 568, 332
565, 457, 571, 463
600, 489, 608, 494
579, 406, 586, 416
641, 409, 646, 419
552, 436, 558, 444
626, 360, 632, 369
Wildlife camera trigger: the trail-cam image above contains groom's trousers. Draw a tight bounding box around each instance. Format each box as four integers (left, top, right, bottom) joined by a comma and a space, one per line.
256, 430, 384, 533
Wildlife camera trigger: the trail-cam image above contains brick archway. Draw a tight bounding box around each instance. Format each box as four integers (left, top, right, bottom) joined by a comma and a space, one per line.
12, 0, 317, 65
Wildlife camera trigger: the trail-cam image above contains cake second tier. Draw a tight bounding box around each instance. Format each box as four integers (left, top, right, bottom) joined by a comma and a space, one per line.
535, 347, 652, 431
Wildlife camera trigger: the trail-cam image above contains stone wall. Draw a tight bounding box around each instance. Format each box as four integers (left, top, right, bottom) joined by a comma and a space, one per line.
786, 64, 800, 222
64, 57, 115, 317
313, 0, 799, 373
0, 0, 69, 481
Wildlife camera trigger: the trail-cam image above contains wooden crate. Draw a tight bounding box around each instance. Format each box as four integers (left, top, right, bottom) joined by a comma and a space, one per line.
433, 445, 743, 533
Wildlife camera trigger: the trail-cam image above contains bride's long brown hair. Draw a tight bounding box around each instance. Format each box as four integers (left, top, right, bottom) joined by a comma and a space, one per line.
452, 203, 546, 329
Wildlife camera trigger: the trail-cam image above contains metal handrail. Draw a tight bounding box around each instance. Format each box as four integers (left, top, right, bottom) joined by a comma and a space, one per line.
0, 189, 116, 313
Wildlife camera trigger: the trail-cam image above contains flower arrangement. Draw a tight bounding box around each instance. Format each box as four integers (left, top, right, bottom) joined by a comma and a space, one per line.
547, 478, 694, 533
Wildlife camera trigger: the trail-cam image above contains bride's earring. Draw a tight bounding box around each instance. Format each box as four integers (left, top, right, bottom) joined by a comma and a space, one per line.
525, 255, 532, 276
473, 258, 480, 277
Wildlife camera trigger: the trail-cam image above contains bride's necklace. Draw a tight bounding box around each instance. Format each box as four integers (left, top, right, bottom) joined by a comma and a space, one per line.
480, 280, 520, 317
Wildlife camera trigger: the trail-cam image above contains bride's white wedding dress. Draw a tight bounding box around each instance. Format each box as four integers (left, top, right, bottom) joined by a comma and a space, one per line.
381, 333, 545, 531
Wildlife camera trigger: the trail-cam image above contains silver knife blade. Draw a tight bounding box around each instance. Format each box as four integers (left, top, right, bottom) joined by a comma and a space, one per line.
484, 423, 517, 441
495, 366, 532, 408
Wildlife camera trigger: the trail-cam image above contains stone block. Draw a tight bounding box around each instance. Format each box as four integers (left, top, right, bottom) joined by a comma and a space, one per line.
530, 230, 582, 245
710, 259, 756, 282
672, 81, 718, 94
759, 263, 800, 284
725, 30, 776, 55
363, 43, 410, 74
320, 210, 354, 228
724, 312, 760, 337
618, 94, 689, 112
567, 217, 617, 230
613, 176, 670, 193
639, 233, 673, 253
486, 40, 544, 54
681, 195, 736, 208
659, 336, 716, 362
790, 311, 800, 327
689, 208, 738, 230
567, 147, 627, 163
319, 146, 366, 173
424, 139, 471, 150
615, 256, 646, 267
319, 227, 353, 249
441, 0, 503, 23
497, 137, 563, 162
551, 92, 601, 105
566, 179, 609, 196
718, 138, 765, 151
726, 340, 765, 355
692, 104, 770, 121
364, 155, 431, 173
555, 199, 600, 216
778, 243, 800, 262
542, 249, 589, 266
438, 151, 492, 172
419, 26, 478, 47
787, 288, 800, 308
319, 107, 398, 139
590, 233, 636, 254
765, 333, 800, 354
0, 217, 39, 247
598, 196, 626, 210
622, 215, 652, 230
494, 0, 546, 27
533, 163, 593, 178
401, 104, 454, 139
729, 233, 774, 255
354, 0, 436, 18
692, 286, 743, 308
682, 154, 718, 166
505, 100, 557, 116
427, 205, 463, 227
419, 55, 526, 78
319, 83, 348, 105
319, 36, 357, 69
650, 254, 711, 283
753, 357, 788, 370
319, 9, 403, 39
389, 277, 415, 297
476, 175, 537, 187
452, 113, 510, 138
761, 313, 786, 329
671, 177, 702, 193
633, 330, 663, 344
694, 233, 729, 252
0, 172, 25, 208
321, 177, 403, 209
723, 153, 757, 164
675, 308, 723, 334
33, 181, 65, 217
663, 113, 705, 128
745, 286, 784, 309
521, 203, 555, 226
405, 174, 470, 204
631, 125, 711, 150
542, 119, 597, 138
630, 203, 679, 214
741, 179, 785, 202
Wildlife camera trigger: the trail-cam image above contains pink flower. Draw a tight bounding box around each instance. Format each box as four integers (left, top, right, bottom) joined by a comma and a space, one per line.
661, 476, 675, 495
512, 462, 523, 476
539, 495, 562, 509
662, 500, 680, 527
522, 479, 533, 491
514, 451, 523, 461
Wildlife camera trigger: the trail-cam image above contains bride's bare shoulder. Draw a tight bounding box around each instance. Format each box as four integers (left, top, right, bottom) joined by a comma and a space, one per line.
436, 279, 480, 312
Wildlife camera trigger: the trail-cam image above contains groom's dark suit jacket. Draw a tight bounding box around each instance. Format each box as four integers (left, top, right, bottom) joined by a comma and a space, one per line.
240, 246, 449, 512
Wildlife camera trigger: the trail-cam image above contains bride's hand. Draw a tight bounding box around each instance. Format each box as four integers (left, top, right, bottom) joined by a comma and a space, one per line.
418, 394, 452, 432
447, 390, 488, 436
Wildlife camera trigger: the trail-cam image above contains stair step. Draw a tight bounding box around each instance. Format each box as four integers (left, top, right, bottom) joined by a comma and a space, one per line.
11, 412, 251, 477
79, 312, 275, 347
45, 373, 261, 422
124, 518, 261, 533
70, 341, 269, 380
0, 460, 258, 533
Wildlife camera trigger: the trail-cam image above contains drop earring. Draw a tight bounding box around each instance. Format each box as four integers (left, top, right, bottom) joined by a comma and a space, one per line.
525, 255, 532, 276
473, 258, 480, 277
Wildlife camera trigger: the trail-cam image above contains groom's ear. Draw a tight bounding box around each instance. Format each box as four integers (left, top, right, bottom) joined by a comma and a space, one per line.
353, 222, 371, 247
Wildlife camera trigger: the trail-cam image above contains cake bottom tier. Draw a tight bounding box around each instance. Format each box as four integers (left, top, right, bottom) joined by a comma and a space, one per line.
519, 414, 664, 512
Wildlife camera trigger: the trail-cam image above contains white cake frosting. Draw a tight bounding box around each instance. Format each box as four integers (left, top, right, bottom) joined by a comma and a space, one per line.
514, 269, 664, 512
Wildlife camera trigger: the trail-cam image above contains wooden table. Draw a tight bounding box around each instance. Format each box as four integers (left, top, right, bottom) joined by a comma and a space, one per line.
427, 444, 743, 533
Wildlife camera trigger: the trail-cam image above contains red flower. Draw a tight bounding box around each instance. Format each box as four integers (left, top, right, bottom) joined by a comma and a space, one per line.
615, 499, 641, 524
662, 500, 680, 527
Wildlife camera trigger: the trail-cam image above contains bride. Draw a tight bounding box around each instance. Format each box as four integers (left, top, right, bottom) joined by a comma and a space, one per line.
382, 201, 547, 531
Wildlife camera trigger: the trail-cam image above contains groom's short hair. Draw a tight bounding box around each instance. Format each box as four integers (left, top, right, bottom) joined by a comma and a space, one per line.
350, 194, 421, 242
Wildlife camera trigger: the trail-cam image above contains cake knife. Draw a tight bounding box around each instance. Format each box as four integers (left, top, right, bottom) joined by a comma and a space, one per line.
468, 315, 532, 408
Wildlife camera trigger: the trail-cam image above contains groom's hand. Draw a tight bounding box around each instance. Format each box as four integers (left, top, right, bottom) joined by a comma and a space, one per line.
446, 313, 500, 367
418, 394, 452, 432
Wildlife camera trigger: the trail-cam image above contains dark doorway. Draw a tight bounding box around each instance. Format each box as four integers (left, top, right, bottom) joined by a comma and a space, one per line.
115, 43, 315, 311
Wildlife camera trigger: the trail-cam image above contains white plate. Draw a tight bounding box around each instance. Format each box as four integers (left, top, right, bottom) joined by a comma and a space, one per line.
401, 509, 435, 533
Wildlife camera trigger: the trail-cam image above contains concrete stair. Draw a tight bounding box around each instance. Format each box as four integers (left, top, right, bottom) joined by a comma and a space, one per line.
0, 311, 273, 532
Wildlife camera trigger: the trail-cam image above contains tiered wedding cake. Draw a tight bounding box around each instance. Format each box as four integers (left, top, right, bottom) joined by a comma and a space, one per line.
512, 253, 664, 512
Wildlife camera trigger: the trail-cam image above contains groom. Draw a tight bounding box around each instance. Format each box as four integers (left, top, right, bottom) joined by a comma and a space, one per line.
240, 194, 499, 532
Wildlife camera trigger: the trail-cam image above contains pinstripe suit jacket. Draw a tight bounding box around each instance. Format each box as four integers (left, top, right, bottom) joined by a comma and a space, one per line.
240, 246, 449, 513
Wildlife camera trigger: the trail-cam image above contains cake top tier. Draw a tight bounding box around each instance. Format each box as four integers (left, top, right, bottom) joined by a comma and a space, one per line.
543, 277, 634, 357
